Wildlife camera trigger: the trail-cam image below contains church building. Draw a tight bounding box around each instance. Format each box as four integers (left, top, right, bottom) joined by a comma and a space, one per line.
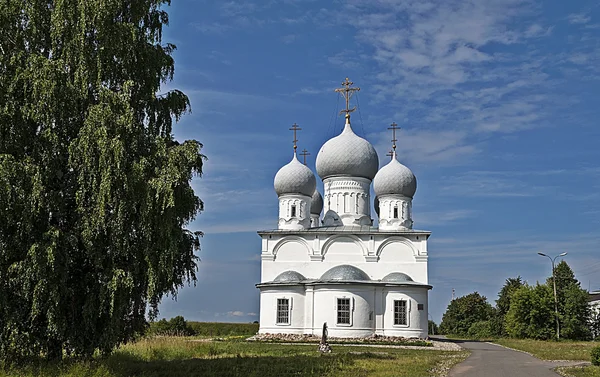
256, 78, 431, 338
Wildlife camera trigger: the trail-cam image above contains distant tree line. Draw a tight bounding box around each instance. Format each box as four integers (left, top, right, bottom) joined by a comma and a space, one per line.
148, 317, 259, 337
439, 261, 598, 340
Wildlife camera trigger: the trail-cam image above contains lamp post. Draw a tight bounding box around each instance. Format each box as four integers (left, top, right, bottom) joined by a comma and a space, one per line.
538, 252, 567, 340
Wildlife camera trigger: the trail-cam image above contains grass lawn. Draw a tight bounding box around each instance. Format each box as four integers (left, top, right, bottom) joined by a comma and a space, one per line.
556, 365, 600, 377
0, 337, 468, 377
493, 339, 597, 361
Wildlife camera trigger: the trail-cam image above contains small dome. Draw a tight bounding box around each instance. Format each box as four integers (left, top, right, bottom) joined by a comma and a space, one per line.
382, 272, 414, 282
311, 189, 323, 215
374, 196, 380, 218
373, 153, 417, 198
273, 270, 306, 283
320, 265, 371, 281
316, 121, 379, 181
274, 154, 317, 197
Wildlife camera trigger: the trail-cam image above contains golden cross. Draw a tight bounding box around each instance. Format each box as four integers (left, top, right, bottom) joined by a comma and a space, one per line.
388, 122, 400, 151
334, 77, 360, 118
300, 149, 310, 165
386, 150, 394, 160
289, 123, 301, 151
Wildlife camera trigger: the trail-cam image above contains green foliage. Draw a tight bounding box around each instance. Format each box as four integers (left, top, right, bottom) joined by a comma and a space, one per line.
497, 277, 524, 317
505, 284, 555, 340
495, 276, 524, 336
467, 321, 495, 339
149, 316, 193, 336
428, 320, 439, 335
592, 346, 600, 366
561, 284, 592, 340
0, 0, 204, 361
439, 292, 494, 336
544, 262, 592, 340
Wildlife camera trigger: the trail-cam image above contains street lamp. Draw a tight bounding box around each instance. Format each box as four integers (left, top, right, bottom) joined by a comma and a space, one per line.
538, 252, 568, 340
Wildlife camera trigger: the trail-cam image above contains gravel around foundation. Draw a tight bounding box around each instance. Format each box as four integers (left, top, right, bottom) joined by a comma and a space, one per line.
246, 333, 463, 351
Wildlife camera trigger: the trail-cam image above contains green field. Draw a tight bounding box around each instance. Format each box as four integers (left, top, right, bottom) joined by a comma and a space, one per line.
186, 321, 259, 336
493, 339, 596, 361
0, 336, 468, 377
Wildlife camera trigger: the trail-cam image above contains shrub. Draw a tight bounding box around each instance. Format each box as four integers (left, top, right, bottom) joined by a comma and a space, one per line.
591, 345, 600, 366
467, 321, 494, 339
148, 316, 193, 336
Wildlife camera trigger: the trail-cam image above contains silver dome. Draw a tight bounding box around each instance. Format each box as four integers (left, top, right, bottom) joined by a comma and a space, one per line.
373, 155, 416, 198
382, 272, 414, 282
311, 189, 323, 215
274, 154, 317, 197
316, 122, 379, 180
273, 270, 306, 283
320, 265, 371, 281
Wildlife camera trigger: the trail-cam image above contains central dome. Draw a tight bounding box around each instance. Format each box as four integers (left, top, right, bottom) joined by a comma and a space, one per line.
316, 121, 379, 181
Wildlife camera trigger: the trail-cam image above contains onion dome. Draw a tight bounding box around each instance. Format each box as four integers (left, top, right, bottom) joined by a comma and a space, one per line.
382, 272, 413, 282
310, 189, 323, 215
273, 270, 306, 283
373, 152, 417, 198
274, 154, 317, 197
316, 119, 379, 180
320, 265, 371, 281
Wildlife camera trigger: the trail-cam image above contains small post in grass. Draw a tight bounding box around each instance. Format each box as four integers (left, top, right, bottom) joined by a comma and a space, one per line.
319, 322, 332, 353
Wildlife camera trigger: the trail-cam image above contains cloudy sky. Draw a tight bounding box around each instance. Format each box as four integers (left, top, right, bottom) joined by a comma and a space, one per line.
157, 0, 600, 323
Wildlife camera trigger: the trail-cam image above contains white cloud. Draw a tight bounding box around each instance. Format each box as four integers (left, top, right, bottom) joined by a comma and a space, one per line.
568, 13, 591, 25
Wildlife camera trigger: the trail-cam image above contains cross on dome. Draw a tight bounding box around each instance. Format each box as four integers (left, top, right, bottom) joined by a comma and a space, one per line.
334, 77, 360, 121
300, 149, 310, 165
386, 150, 394, 160
388, 122, 400, 152
289, 122, 302, 152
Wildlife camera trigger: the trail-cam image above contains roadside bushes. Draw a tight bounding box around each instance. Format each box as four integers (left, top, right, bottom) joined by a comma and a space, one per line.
467, 321, 495, 339
591, 345, 600, 366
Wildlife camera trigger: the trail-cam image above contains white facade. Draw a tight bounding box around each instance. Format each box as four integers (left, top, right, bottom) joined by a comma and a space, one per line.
258, 82, 431, 339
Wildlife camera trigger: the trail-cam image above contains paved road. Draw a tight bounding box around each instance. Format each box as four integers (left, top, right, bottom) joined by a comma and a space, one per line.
443, 339, 585, 377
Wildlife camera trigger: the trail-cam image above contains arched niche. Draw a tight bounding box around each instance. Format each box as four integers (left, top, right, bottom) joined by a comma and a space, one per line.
273, 236, 312, 262
376, 237, 417, 263
321, 235, 367, 262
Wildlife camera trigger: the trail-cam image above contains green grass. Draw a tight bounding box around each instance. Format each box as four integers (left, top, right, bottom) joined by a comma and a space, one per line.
557, 365, 600, 377
0, 336, 468, 377
493, 338, 597, 361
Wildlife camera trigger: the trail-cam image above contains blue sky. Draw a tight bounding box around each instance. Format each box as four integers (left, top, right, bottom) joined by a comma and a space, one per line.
157, 0, 600, 324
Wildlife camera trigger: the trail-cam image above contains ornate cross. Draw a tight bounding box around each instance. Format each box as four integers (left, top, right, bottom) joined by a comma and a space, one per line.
334, 77, 360, 118
289, 123, 302, 151
386, 150, 394, 160
300, 149, 310, 165
388, 122, 400, 151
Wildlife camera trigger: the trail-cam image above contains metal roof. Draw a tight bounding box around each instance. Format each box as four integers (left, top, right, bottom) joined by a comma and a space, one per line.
258, 225, 431, 236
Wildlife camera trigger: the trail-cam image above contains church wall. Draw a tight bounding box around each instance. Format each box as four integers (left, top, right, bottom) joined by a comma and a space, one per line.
258, 286, 306, 335
379, 287, 428, 338
312, 285, 375, 338
261, 233, 429, 284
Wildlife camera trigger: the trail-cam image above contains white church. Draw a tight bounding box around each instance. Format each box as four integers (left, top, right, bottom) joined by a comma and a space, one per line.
256, 78, 431, 339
